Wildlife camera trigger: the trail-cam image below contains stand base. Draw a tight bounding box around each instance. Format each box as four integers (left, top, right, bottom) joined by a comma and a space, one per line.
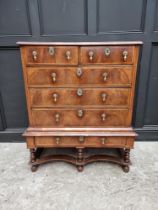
26, 127, 135, 173
29, 148, 131, 173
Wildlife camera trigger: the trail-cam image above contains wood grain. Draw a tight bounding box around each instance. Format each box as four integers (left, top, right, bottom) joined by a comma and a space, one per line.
27, 66, 133, 87
80, 46, 134, 64
34, 136, 128, 148
31, 108, 130, 127
30, 87, 130, 107
26, 46, 78, 65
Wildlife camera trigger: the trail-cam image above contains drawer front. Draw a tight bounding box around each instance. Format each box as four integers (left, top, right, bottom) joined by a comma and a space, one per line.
80, 46, 134, 64
26, 46, 78, 65
27, 66, 133, 87
30, 88, 130, 107
32, 109, 130, 127
35, 136, 127, 148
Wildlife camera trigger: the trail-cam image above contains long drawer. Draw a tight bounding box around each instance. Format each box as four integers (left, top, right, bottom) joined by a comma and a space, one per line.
35, 136, 128, 148
31, 108, 130, 127
30, 88, 130, 107
27, 66, 133, 87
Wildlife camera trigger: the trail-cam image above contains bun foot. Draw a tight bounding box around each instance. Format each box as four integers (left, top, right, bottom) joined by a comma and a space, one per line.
31, 165, 38, 172
122, 165, 129, 173
77, 165, 84, 172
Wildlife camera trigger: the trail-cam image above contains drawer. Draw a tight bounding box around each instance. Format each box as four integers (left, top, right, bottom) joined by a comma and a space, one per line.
31, 109, 130, 127
30, 88, 130, 107
35, 136, 127, 148
27, 66, 133, 87
80, 46, 134, 64
26, 46, 78, 65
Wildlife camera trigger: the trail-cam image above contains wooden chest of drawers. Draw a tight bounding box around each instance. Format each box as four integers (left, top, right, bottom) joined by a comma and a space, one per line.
18, 41, 142, 172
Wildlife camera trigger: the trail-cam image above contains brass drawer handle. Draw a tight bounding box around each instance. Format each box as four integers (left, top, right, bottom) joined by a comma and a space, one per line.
101, 93, 107, 102
77, 88, 83, 96
104, 48, 111, 56
52, 93, 58, 102
55, 113, 60, 123
123, 50, 128, 61
66, 50, 71, 60
76, 67, 82, 77
88, 50, 94, 61
78, 136, 85, 143
48, 47, 55, 56
51, 72, 56, 83
102, 72, 108, 81
101, 113, 106, 121
101, 137, 107, 145
55, 137, 60, 145
32, 51, 37, 61
77, 109, 84, 118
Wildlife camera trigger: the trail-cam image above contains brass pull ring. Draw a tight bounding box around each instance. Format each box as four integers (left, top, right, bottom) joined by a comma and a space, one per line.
32, 51, 37, 61
101, 137, 106, 145
123, 50, 128, 61
52, 93, 58, 102
66, 50, 71, 60
78, 136, 85, 143
55, 137, 60, 144
88, 50, 94, 61
102, 72, 108, 82
101, 113, 106, 121
55, 113, 60, 123
101, 93, 107, 102
51, 72, 56, 83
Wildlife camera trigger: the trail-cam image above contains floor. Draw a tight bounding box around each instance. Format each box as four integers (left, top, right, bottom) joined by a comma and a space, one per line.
0, 142, 158, 210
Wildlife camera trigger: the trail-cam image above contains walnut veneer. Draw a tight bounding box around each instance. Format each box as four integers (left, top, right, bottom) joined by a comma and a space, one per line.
18, 41, 142, 172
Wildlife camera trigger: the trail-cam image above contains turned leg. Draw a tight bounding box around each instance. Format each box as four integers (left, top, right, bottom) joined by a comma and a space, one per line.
77, 148, 84, 172
36, 148, 44, 159
122, 148, 130, 173
30, 148, 36, 163
30, 148, 38, 172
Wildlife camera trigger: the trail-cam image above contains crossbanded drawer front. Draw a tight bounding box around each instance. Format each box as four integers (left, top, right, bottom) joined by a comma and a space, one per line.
31, 109, 130, 127
27, 66, 133, 87
35, 136, 127, 148
26, 46, 78, 65
80, 46, 134, 64
30, 88, 130, 107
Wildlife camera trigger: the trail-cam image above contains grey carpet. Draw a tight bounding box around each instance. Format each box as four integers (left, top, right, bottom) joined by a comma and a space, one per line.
0, 142, 158, 210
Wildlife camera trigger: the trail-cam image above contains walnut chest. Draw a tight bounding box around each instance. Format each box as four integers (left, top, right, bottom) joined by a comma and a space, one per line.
18, 41, 142, 172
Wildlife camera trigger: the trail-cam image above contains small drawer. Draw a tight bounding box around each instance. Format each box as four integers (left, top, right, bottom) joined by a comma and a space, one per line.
31, 108, 130, 127
27, 66, 133, 87
80, 46, 134, 64
30, 88, 130, 107
26, 46, 78, 65
35, 136, 127, 148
